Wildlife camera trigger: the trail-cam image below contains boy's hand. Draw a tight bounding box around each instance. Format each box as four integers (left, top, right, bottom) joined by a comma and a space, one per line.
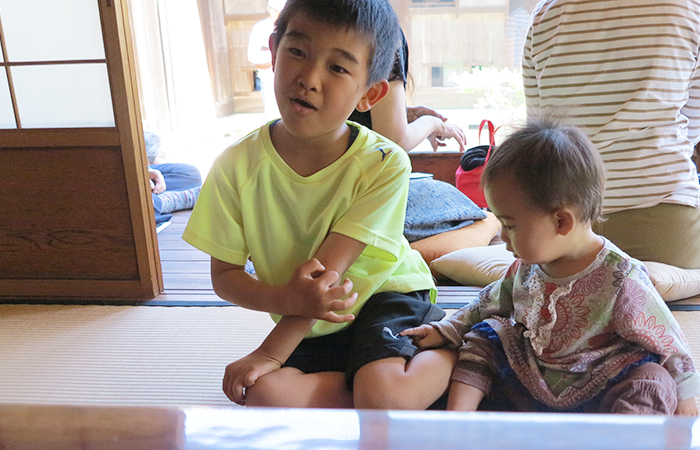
675, 397, 699, 416
286, 258, 358, 323
400, 324, 448, 348
222, 350, 282, 406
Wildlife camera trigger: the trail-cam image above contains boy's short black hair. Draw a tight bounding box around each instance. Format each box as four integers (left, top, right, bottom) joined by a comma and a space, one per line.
272, 0, 402, 86
482, 114, 605, 224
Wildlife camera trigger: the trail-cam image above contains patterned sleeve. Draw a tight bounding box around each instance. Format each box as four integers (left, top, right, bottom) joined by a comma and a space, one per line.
613, 263, 700, 400
431, 261, 520, 347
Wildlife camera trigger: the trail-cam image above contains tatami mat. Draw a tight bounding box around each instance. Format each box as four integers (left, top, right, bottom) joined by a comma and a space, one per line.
0, 305, 275, 407
2, 305, 700, 408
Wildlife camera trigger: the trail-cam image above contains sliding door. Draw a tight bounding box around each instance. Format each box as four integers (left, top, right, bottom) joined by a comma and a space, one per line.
0, 0, 162, 300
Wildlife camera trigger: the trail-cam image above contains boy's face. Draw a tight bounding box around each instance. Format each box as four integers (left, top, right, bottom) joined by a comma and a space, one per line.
484, 173, 562, 266
270, 12, 380, 140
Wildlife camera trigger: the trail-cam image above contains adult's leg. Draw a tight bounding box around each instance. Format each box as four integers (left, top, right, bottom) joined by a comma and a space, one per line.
593, 203, 700, 269
150, 163, 203, 216
150, 163, 202, 191
245, 367, 353, 408
152, 194, 172, 225
596, 363, 677, 415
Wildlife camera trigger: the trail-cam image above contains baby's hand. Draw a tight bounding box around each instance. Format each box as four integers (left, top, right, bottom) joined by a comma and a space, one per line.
675, 397, 699, 416
222, 350, 282, 406
286, 258, 358, 323
400, 324, 447, 348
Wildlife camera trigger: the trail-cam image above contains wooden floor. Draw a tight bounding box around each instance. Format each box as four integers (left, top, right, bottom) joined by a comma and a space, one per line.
151, 210, 481, 309
152, 210, 700, 310
149, 211, 223, 306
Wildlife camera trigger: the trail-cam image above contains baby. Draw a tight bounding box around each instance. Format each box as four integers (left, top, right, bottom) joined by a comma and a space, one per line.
402, 116, 700, 415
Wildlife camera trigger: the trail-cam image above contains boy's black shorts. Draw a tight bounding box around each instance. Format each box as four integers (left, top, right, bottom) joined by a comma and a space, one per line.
282, 289, 445, 390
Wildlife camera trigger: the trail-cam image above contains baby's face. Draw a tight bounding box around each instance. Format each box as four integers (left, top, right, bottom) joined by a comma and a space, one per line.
484, 174, 561, 266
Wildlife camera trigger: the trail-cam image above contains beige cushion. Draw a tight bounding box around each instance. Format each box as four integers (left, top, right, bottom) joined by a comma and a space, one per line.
430, 244, 700, 302
430, 243, 514, 287
643, 261, 700, 302
410, 211, 501, 268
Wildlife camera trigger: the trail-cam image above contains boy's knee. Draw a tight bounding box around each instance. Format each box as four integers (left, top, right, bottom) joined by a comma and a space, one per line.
354, 372, 407, 409
244, 371, 289, 407
353, 359, 419, 409
599, 362, 677, 415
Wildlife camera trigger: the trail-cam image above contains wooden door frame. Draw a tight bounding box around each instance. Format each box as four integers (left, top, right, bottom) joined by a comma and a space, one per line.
107, 0, 164, 299
0, 0, 162, 300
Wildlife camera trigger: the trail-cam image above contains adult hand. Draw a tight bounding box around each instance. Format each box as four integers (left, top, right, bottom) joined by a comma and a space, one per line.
148, 168, 166, 194
428, 122, 467, 152
407, 105, 447, 124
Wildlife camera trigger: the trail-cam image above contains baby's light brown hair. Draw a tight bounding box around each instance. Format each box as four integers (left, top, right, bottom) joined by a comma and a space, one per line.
482, 115, 605, 224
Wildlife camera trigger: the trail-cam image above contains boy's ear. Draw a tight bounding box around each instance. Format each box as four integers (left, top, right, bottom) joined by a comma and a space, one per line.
554, 208, 576, 236
356, 79, 390, 113
269, 34, 278, 71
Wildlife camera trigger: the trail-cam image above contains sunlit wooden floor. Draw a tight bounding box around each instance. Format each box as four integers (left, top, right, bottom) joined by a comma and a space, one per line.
153, 210, 700, 310
150, 210, 481, 309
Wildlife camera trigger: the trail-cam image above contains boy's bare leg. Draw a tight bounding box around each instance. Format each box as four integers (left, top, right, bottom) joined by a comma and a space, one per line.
353, 348, 456, 410
446, 381, 485, 411
245, 367, 353, 408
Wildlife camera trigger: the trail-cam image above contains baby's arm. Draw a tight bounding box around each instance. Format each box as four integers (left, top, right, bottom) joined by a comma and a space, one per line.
400, 324, 448, 348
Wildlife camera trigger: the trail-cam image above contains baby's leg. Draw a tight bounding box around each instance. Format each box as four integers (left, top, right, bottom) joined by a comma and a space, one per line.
245, 367, 353, 408
353, 348, 456, 410
447, 381, 486, 411
597, 362, 677, 415
447, 328, 498, 411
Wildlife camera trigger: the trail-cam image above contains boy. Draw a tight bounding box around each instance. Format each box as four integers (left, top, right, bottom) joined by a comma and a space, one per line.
183, 0, 455, 409
402, 117, 700, 415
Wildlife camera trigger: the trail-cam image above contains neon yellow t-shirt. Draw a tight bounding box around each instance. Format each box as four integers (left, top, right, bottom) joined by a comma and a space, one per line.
183, 122, 436, 337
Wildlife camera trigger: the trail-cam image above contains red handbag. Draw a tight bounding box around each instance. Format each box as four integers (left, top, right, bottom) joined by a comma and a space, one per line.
455, 119, 496, 208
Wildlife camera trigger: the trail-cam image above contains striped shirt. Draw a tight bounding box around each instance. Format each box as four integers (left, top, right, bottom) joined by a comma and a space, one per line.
523, 0, 700, 213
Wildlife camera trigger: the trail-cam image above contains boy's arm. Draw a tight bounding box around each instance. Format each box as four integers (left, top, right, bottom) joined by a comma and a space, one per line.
211, 231, 365, 322
222, 233, 367, 404
223, 315, 315, 405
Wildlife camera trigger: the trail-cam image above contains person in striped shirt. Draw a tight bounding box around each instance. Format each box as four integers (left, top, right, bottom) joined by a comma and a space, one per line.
522, 0, 700, 269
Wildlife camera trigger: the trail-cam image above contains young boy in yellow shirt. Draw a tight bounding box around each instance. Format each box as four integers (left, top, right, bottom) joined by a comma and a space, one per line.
183, 0, 454, 409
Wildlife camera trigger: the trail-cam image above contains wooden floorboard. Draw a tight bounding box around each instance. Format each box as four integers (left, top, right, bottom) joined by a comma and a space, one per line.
153, 210, 699, 311
154, 211, 480, 308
